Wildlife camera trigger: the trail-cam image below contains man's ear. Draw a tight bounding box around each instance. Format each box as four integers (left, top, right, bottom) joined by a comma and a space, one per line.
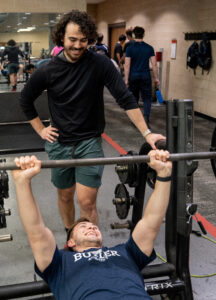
68, 238, 76, 248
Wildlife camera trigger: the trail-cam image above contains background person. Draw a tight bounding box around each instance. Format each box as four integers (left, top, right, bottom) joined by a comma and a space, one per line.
124, 26, 160, 126
122, 27, 135, 62
19, 10, 165, 233
113, 34, 126, 74
12, 149, 172, 300
51, 45, 64, 56
89, 33, 110, 57
1, 39, 25, 91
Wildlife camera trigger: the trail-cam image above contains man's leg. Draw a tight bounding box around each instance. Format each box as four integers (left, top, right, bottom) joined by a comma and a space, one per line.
57, 185, 76, 229
140, 77, 152, 124
9, 73, 15, 86
76, 183, 99, 224
129, 79, 140, 104
45, 140, 76, 229
74, 137, 104, 225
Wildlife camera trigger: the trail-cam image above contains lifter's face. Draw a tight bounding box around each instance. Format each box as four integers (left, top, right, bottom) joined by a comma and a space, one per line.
62, 22, 88, 63
68, 222, 102, 250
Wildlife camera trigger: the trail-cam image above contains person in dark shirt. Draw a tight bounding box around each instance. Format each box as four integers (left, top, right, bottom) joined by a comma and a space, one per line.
1, 39, 24, 91
124, 26, 160, 126
19, 10, 165, 232
122, 28, 135, 61
12, 149, 172, 300
113, 34, 126, 73
89, 33, 110, 57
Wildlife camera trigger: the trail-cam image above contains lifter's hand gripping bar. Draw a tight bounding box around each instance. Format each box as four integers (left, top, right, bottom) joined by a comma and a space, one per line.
0, 152, 215, 170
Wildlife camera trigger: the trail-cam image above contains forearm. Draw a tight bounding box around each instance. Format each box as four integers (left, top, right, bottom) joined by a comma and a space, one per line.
116, 53, 121, 65
30, 116, 45, 136
14, 179, 45, 237
126, 108, 149, 132
144, 180, 171, 233
124, 57, 131, 83
150, 56, 159, 81
152, 63, 159, 81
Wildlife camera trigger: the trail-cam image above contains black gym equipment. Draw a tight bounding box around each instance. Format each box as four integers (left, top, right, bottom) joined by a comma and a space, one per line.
113, 183, 134, 219
0, 91, 49, 155
0, 160, 10, 230
210, 126, 216, 177
111, 99, 207, 299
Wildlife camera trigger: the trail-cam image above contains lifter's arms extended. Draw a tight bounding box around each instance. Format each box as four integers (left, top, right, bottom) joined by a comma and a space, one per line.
132, 150, 172, 256
12, 156, 56, 272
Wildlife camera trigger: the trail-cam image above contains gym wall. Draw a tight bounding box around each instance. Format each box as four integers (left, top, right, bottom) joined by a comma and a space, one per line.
88, 0, 216, 119
0, 0, 86, 13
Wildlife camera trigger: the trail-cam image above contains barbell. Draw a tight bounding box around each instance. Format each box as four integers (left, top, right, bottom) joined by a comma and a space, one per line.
0, 151, 215, 170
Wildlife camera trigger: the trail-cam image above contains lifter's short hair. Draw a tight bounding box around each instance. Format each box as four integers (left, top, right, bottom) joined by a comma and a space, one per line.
65, 217, 90, 252
52, 10, 98, 46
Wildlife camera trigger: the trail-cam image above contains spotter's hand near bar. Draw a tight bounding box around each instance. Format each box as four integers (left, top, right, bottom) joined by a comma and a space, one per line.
12, 156, 41, 182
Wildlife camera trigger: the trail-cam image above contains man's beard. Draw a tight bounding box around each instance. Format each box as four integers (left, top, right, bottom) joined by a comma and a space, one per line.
64, 47, 86, 62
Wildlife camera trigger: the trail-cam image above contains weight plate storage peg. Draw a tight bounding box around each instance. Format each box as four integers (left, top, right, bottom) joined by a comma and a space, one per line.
113, 183, 132, 219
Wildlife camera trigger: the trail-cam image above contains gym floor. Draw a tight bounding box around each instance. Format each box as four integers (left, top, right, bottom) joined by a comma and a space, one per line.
0, 83, 215, 300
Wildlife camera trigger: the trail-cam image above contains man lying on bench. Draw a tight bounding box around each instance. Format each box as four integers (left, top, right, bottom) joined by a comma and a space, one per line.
12, 149, 172, 300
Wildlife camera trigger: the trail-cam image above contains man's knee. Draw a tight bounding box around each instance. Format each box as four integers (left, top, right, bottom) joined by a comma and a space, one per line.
76, 184, 98, 211
78, 196, 96, 212
58, 187, 75, 204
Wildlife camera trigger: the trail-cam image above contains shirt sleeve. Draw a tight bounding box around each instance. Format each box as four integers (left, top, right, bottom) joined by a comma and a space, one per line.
34, 246, 62, 285
150, 46, 155, 57
125, 236, 156, 271
102, 57, 139, 110
19, 66, 48, 120
125, 45, 132, 57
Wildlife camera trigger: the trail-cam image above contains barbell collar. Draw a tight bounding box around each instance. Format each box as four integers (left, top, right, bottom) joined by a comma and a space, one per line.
0, 151, 215, 170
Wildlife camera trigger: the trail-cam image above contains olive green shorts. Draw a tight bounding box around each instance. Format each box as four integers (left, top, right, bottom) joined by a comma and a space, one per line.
7, 63, 19, 74
45, 137, 104, 189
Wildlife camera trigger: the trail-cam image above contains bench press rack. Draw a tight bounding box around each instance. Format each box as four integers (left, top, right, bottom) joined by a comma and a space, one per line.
113, 99, 196, 299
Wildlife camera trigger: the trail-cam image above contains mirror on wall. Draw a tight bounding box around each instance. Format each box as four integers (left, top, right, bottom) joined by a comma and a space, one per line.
0, 13, 65, 57
0, 13, 65, 90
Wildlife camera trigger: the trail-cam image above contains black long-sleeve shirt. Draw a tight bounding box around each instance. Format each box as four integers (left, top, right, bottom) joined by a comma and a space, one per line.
1, 46, 24, 64
20, 50, 138, 145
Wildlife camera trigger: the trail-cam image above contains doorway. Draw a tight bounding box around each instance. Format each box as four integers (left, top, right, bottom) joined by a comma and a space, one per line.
108, 22, 126, 59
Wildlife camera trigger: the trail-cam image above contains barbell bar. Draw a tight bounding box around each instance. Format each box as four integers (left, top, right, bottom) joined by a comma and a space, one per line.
0, 151, 215, 171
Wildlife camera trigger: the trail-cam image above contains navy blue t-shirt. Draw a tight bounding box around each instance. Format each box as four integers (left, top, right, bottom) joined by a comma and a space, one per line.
35, 236, 156, 300
126, 41, 155, 79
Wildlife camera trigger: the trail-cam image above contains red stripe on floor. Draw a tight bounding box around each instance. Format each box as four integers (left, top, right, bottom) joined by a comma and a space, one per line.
102, 132, 216, 239
102, 133, 127, 155
194, 213, 216, 239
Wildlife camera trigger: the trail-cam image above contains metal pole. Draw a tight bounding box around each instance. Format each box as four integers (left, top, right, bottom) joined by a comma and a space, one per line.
0, 152, 216, 170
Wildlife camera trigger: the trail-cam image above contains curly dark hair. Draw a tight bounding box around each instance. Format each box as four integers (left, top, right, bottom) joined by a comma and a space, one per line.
52, 10, 97, 46
7, 39, 16, 46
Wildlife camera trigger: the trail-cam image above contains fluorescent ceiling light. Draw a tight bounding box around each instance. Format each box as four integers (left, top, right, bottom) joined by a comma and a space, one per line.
17, 26, 36, 32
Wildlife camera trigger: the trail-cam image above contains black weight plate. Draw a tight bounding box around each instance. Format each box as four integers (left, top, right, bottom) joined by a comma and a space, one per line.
114, 183, 130, 219
115, 163, 129, 184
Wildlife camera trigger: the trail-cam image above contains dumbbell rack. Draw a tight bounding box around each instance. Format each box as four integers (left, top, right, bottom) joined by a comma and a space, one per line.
113, 99, 196, 299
